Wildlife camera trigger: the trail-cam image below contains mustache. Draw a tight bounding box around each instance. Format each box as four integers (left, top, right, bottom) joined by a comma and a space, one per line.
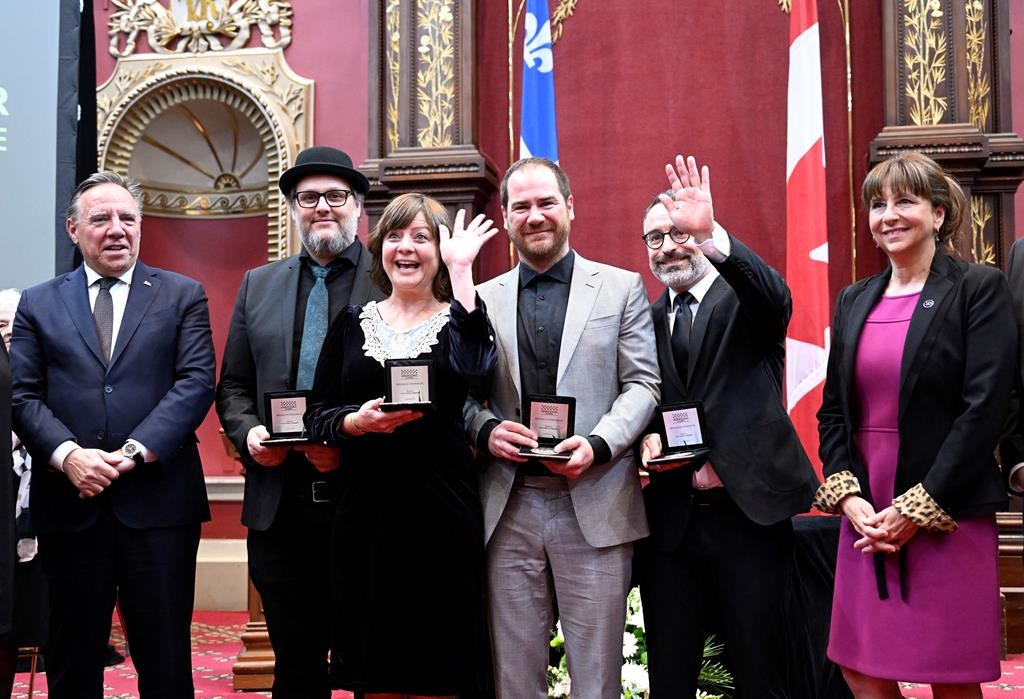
655, 251, 691, 264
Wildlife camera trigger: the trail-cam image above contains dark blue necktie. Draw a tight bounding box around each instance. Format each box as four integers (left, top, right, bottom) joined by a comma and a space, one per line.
296, 265, 330, 389
671, 292, 695, 382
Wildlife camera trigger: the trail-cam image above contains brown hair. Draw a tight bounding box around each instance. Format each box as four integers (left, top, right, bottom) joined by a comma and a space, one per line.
368, 193, 453, 302
500, 157, 572, 208
862, 152, 967, 256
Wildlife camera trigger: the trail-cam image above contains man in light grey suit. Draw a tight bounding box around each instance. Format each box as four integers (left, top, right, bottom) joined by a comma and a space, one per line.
466, 157, 660, 698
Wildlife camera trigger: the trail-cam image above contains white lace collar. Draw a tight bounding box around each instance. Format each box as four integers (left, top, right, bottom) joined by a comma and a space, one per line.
359, 300, 450, 365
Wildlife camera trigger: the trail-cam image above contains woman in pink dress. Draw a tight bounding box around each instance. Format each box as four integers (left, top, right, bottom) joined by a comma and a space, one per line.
816, 153, 1016, 698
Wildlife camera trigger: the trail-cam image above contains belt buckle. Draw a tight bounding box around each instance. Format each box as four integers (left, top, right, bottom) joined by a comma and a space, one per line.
311, 480, 330, 503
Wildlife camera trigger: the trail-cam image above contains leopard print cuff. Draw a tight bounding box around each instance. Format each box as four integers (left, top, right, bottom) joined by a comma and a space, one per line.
892, 483, 958, 533
812, 471, 861, 513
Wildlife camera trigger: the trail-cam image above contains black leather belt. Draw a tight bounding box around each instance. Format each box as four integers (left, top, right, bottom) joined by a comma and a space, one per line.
291, 480, 335, 504
690, 487, 730, 507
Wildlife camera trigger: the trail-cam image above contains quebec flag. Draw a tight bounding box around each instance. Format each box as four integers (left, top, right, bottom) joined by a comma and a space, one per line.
520, 0, 558, 162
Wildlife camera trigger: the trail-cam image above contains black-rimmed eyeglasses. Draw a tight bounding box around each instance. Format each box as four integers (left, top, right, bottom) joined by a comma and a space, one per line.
294, 190, 354, 208
641, 227, 691, 250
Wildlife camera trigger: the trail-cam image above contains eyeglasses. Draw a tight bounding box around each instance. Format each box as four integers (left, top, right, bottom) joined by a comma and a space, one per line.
294, 190, 354, 208
641, 227, 691, 250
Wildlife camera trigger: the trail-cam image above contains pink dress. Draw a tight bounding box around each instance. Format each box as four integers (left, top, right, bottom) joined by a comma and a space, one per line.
827, 292, 1000, 683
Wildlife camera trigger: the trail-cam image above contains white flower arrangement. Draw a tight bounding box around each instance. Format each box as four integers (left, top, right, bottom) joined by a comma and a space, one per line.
546, 587, 733, 698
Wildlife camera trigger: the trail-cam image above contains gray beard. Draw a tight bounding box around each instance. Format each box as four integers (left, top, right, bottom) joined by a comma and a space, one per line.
300, 216, 357, 259
650, 253, 710, 290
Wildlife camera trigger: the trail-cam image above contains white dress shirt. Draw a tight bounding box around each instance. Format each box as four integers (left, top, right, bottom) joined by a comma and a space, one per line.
666, 223, 732, 490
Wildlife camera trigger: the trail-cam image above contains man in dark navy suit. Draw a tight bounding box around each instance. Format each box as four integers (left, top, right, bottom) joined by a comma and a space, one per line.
11, 172, 215, 698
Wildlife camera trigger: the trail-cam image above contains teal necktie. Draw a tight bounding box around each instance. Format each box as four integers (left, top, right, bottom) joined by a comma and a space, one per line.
296, 264, 330, 389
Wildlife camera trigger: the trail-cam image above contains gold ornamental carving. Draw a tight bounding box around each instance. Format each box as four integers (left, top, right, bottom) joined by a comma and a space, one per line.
550, 0, 578, 44
964, 0, 990, 130
96, 48, 314, 260
903, 0, 948, 126
970, 195, 995, 266
385, 0, 402, 152
108, 0, 293, 57
416, 0, 456, 147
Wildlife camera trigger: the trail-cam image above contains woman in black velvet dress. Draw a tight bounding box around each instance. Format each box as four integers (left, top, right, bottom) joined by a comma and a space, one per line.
305, 193, 498, 699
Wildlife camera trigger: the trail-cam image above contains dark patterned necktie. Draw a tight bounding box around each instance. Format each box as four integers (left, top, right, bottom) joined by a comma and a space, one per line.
671, 292, 695, 382
297, 264, 330, 389
93, 277, 118, 364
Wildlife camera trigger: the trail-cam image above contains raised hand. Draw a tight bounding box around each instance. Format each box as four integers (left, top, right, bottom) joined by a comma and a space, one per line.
658, 155, 715, 242
439, 209, 499, 271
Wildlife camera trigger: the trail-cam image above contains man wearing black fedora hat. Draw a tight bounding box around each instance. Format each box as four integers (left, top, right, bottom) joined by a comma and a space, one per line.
217, 146, 385, 697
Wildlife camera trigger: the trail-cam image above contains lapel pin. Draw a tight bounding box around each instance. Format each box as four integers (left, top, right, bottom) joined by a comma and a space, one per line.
143, 280, 152, 287
922, 299, 934, 308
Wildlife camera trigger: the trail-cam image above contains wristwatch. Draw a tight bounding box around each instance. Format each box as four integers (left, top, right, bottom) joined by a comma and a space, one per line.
121, 441, 146, 469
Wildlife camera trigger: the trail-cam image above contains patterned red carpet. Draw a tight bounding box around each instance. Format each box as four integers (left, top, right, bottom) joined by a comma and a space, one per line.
10, 612, 1024, 697
10, 611, 354, 698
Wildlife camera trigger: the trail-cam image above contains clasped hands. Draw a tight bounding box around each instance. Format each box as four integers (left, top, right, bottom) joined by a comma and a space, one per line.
838, 494, 919, 554
62, 446, 136, 499
486, 420, 594, 479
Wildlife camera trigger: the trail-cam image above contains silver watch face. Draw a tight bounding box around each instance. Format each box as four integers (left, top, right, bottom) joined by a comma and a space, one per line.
123, 443, 138, 457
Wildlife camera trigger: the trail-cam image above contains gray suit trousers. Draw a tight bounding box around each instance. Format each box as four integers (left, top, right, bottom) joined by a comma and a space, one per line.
486, 476, 632, 699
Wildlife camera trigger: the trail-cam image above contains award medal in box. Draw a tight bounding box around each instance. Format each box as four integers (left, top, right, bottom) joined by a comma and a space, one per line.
380, 358, 434, 411
261, 390, 313, 446
519, 394, 575, 462
646, 401, 710, 468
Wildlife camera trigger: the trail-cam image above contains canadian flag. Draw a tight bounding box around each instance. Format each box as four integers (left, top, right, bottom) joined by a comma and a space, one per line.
785, 0, 830, 477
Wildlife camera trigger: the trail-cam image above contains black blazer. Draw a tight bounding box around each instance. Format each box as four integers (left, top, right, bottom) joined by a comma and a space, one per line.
0, 343, 13, 636
997, 237, 1024, 481
645, 235, 819, 550
818, 251, 1015, 518
216, 243, 385, 531
11, 261, 216, 533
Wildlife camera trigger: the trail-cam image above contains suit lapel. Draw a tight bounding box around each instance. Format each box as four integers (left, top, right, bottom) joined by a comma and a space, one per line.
280, 258, 301, 382
58, 265, 106, 367
489, 268, 522, 400
687, 276, 727, 383
348, 241, 377, 307
839, 271, 888, 408
898, 253, 959, 419
557, 257, 601, 386
109, 262, 161, 369
652, 290, 685, 396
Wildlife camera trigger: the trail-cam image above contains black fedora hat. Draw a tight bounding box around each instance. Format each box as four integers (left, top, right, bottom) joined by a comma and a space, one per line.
278, 146, 370, 197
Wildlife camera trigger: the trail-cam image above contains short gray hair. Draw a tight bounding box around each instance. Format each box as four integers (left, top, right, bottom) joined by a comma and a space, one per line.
643, 190, 674, 223
0, 288, 21, 308
67, 172, 143, 223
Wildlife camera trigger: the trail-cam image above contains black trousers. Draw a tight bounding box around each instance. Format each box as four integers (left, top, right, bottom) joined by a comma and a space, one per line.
39, 509, 200, 699
637, 497, 795, 698
248, 487, 335, 699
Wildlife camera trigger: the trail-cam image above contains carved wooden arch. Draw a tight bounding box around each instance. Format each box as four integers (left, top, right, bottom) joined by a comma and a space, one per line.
96, 49, 314, 260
